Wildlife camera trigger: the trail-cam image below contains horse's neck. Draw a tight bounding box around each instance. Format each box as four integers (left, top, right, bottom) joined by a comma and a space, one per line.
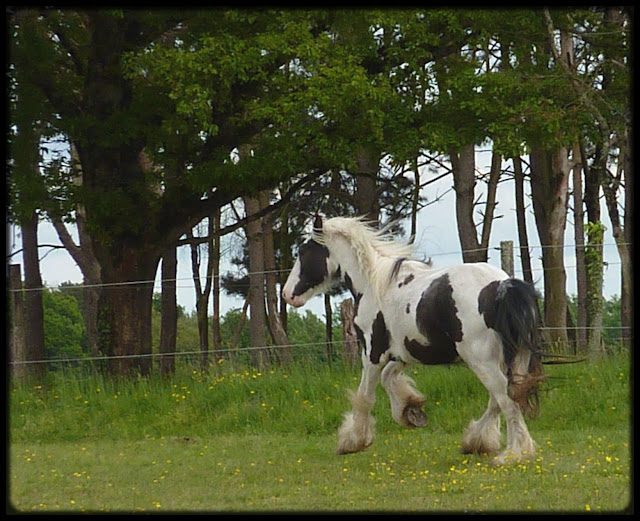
327, 236, 370, 298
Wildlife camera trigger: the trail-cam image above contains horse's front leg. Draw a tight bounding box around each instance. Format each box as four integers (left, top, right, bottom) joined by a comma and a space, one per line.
336, 359, 382, 455
381, 360, 428, 428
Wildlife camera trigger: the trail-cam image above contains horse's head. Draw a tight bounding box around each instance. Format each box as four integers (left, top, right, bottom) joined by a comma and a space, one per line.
282, 216, 340, 307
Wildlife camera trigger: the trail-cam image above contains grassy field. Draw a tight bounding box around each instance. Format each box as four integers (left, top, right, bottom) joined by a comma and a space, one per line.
8, 352, 632, 513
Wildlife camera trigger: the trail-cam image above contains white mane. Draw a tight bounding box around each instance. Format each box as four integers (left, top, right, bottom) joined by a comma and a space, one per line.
313, 216, 420, 300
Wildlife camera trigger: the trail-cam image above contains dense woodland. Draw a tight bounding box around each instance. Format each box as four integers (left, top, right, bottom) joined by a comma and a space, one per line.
8, 8, 631, 377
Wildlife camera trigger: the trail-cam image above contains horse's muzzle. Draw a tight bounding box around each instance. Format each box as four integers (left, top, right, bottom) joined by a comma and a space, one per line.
282, 289, 305, 308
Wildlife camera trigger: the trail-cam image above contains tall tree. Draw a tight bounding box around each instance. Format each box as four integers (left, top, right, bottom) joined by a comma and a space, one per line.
9, 10, 347, 375
529, 147, 571, 345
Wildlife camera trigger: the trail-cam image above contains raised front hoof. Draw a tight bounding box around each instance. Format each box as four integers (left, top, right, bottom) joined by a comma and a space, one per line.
403, 404, 429, 428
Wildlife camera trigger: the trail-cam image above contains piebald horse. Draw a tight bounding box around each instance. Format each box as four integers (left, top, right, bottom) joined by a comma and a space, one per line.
282, 216, 544, 465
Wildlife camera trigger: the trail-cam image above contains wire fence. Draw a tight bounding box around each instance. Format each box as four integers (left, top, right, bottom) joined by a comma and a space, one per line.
7, 340, 348, 367
8, 326, 632, 369
8, 240, 630, 370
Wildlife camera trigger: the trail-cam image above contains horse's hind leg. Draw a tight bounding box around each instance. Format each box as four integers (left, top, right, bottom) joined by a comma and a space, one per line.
461, 396, 501, 455
494, 393, 536, 465
336, 360, 381, 454
468, 363, 536, 464
381, 360, 428, 428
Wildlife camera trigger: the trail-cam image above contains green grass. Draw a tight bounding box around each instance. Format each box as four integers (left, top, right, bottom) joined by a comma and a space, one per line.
8, 352, 632, 513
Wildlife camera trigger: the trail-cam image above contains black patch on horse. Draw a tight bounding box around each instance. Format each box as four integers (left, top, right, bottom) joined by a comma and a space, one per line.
370, 311, 390, 364
390, 258, 406, 282
413, 274, 462, 363
399, 273, 415, 288
344, 272, 362, 304
478, 280, 501, 329
292, 240, 329, 297
354, 324, 366, 351
404, 337, 459, 365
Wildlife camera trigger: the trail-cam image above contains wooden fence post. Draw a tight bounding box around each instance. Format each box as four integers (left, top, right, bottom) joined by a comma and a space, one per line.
500, 240, 514, 277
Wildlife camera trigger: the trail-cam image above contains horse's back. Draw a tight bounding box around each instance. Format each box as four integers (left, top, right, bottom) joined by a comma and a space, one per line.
384, 262, 509, 365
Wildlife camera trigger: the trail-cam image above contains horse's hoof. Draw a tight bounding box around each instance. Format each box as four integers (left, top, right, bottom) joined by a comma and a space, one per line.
404, 405, 429, 428
336, 438, 372, 455
491, 450, 527, 466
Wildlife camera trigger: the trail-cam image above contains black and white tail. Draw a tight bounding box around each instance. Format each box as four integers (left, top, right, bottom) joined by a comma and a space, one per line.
492, 279, 545, 418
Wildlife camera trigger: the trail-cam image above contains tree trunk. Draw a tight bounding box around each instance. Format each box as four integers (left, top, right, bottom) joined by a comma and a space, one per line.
451, 145, 483, 262
355, 146, 380, 225
230, 297, 250, 368
244, 194, 270, 369
22, 212, 46, 379
571, 145, 588, 351
529, 147, 570, 348
52, 214, 102, 358
324, 293, 333, 360
600, 136, 631, 352
512, 156, 533, 284
187, 221, 216, 371
9, 264, 27, 379
260, 190, 291, 364
480, 152, 502, 252
277, 203, 292, 334
585, 222, 605, 356
581, 140, 601, 226
211, 208, 223, 363
51, 141, 103, 358
621, 127, 632, 351
159, 246, 178, 375
450, 146, 501, 264
579, 140, 607, 355
96, 248, 159, 376
409, 155, 420, 243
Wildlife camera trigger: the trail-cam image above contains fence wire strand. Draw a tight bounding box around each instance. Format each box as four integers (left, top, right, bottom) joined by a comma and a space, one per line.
8, 340, 348, 366
8, 327, 632, 367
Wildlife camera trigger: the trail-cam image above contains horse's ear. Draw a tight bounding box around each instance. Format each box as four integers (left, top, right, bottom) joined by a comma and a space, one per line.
313, 214, 323, 233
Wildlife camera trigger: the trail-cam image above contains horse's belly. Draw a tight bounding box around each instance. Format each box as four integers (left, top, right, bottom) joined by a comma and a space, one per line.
401, 336, 460, 365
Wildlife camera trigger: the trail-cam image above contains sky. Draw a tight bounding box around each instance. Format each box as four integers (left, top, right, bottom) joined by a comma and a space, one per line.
7, 149, 624, 320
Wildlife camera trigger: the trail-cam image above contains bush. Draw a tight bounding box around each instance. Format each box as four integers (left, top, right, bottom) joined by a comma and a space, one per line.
42, 289, 86, 361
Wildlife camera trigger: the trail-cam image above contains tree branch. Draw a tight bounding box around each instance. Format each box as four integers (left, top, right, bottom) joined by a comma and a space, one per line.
542, 9, 612, 148
175, 172, 317, 247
